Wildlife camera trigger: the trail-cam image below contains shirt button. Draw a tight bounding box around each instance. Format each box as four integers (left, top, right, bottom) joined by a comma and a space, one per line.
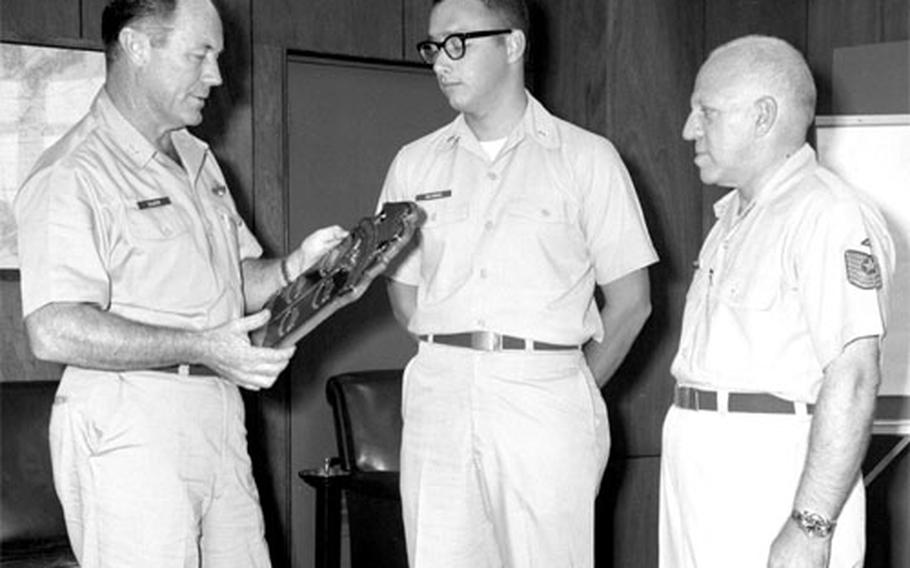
479, 268, 488, 279
477, 319, 486, 328
484, 221, 494, 231
487, 172, 498, 181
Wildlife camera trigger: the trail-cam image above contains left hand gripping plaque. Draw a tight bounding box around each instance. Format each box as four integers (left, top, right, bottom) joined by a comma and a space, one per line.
252, 201, 420, 348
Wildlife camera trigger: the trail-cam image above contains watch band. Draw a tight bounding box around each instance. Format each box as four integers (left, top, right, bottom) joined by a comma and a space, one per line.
791, 509, 837, 538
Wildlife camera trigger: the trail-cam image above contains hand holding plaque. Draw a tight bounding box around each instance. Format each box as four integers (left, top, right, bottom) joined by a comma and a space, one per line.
252, 201, 420, 348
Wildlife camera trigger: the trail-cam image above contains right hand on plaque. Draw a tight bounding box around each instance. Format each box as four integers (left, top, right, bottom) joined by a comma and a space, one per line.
196, 310, 296, 390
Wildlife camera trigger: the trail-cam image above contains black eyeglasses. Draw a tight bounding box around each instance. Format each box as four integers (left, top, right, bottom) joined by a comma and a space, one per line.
416, 29, 512, 64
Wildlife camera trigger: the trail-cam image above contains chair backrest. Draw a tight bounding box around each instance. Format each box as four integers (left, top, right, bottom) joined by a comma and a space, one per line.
0, 380, 67, 545
326, 370, 403, 473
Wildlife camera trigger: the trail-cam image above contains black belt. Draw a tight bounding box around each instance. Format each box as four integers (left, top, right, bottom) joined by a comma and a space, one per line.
152, 364, 218, 376
419, 332, 579, 352
674, 385, 814, 415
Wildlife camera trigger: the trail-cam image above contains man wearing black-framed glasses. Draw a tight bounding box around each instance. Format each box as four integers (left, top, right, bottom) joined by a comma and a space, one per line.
377, 0, 657, 566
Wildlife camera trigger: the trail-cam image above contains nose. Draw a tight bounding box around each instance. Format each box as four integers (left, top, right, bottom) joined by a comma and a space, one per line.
203, 54, 223, 87
432, 50, 452, 75
682, 109, 701, 141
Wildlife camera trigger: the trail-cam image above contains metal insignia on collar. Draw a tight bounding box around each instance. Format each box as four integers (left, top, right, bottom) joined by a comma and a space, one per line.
844, 249, 882, 290
212, 185, 227, 197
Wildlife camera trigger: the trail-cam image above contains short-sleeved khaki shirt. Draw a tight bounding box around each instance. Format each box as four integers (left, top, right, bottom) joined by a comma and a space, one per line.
378, 94, 658, 345
15, 89, 261, 330
671, 144, 894, 403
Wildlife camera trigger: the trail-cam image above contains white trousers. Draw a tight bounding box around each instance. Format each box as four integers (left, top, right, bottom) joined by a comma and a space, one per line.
659, 405, 865, 568
49, 369, 271, 568
400, 342, 610, 568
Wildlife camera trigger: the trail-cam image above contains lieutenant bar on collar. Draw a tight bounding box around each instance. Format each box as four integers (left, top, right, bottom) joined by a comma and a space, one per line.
419, 332, 579, 352
674, 384, 814, 415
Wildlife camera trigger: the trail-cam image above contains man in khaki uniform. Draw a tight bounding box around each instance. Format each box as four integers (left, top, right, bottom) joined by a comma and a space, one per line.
14, 0, 344, 566
378, 0, 657, 565
660, 35, 894, 568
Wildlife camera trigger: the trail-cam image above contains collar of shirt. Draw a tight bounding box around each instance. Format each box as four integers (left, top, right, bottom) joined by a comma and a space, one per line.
93, 88, 211, 184
433, 91, 561, 156
713, 143, 817, 223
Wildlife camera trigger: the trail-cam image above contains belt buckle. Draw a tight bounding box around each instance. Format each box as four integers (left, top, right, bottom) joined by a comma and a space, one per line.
471, 331, 502, 351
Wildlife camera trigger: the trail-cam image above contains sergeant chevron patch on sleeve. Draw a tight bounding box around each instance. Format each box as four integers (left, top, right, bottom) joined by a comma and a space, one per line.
844, 249, 882, 290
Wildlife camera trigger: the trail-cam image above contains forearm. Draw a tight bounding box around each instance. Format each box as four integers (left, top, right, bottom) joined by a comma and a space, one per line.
241, 257, 286, 312
584, 270, 652, 387
792, 337, 880, 520
387, 278, 418, 330
25, 302, 205, 371
585, 301, 650, 387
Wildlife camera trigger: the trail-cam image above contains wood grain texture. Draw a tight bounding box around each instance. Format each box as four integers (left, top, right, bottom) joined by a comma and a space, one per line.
601, 0, 705, 457
261, 0, 402, 60
80, 0, 107, 44
0, 0, 81, 43
249, 32, 292, 568
596, 456, 661, 568
0, 279, 63, 382
403, 0, 431, 64
808, 0, 910, 114
528, 0, 607, 133
706, 0, 808, 53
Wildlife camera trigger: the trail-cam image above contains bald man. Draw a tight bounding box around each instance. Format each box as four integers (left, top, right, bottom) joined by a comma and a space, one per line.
659, 35, 894, 568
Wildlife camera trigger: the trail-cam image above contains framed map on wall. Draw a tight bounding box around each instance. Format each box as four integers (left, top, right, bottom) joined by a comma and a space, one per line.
0, 42, 105, 269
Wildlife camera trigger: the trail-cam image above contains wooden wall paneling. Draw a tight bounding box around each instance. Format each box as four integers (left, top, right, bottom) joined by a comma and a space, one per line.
882, 0, 910, 38
274, 0, 403, 60
0, 0, 81, 43
864, 435, 910, 567
0, 276, 63, 382
601, 0, 705, 458
250, 11, 293, 559
526, 0, 607, 134
403, 0, 431, 64
81, 0, 107, 43
596, 456, 661, 568
807, 0, 910, 114
705, 0, 808, 53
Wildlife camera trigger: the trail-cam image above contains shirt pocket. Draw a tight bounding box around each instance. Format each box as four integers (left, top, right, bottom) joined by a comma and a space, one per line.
124, 202, 191, 242
718, 275, 777, 310
503, 200, 570, 225
421, 202, 469, 228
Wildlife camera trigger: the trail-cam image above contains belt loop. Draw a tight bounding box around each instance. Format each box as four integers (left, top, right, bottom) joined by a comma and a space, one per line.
716, 390, 729, 413
794, 402, 809, 416
177, 364, 190, 376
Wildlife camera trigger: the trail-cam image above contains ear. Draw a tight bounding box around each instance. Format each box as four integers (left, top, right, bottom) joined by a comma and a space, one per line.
754, 95, 778, 137
118, 26, 152, 66
505, 29, 526, 64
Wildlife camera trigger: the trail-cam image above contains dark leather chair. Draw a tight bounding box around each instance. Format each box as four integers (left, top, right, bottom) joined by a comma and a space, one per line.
300, 369, 407, 568
0, 380, 77, 567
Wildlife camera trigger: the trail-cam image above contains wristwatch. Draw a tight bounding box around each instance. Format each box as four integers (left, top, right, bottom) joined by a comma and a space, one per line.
790, 509, 837, 538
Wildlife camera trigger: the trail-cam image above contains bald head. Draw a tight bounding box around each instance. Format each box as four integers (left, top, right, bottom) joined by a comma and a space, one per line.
705, 35, 816, 143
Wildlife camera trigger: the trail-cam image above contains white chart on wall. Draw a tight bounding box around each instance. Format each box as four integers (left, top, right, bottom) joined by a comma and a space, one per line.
816, 115, 910, 436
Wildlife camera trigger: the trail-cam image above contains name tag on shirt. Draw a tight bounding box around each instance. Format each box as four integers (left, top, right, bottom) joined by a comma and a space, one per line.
137, 197, 172, 210
416, 190, 452, 202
